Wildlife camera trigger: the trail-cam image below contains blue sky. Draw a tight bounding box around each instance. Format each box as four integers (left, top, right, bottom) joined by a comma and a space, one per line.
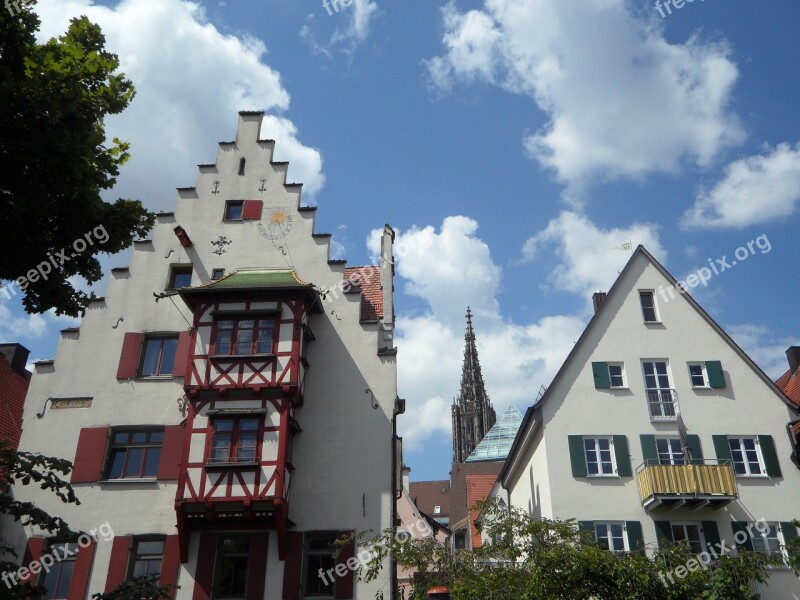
5, 0, 799, 482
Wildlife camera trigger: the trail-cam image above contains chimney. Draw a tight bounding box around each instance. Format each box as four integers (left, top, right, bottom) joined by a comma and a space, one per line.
402, 465, 411, 493
787, 347, 800, 375
592, 291, 607, 314
0, 343, 30, 378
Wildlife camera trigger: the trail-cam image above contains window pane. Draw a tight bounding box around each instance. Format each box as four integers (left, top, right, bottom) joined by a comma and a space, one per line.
172, 270, 192, 289
125, 448, 144, 477
215, 420, 234, 432
221, 536, 250, 554
217, 557, 248, 596
141, 340, 162, 377
240, 419, 259, 431
216, 330, 232, 355
159, 338, 178, 375
256, 321, 274, 353
137, 540, 165, 555
108, 450, 126, 479
143, 448, 161, 477
131, 432, 147, 443
225, 202, 243, 220
53, 561, 74, 599
238, 432, 257, 461
305, 554, 335, 594
150, 431, 164, 444
235, 329, 253, 355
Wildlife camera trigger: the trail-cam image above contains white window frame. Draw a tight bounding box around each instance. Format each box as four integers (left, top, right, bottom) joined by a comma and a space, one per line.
670, 522, 705, 555
583, 436, 617, 478
433, 505, 441, 515
639, 290, 660, 323
594, 522, 628, 552
687, 362, 709, 388
656, 437, 685, 466
751, 522, 786, 564
642, 360, 677, 421
728, 436, 767, 477
607, 362, 627, 389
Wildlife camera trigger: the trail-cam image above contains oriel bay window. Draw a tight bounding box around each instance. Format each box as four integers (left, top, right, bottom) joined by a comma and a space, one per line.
214, 317, 276, 356
209, 418, 259, 464
106, 429, 163, 479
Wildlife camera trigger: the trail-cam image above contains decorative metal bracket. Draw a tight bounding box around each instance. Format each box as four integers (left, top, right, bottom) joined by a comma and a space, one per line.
36, 397, 53, 419
211, 236, 232, 255
211, 181, 220, 195
164, 249, 174, 259
177, 395, 190, 418
259, 178, 267, 192
365, 388, 379, 410
111, 317, 124, 329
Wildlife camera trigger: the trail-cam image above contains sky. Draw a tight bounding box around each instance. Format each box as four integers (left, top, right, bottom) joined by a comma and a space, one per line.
4, 0, 800, 482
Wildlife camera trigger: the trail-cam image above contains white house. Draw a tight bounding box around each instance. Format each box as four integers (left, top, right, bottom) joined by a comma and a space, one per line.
12, 112, 398, 600
498, 246, 800, 598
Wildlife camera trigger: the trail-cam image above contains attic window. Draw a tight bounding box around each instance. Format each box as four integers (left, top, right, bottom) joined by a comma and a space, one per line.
434, 506, 441, 515
238, 158, 246, 175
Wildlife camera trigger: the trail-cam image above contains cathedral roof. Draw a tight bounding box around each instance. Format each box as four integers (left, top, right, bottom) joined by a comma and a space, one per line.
465, 405, 524, 463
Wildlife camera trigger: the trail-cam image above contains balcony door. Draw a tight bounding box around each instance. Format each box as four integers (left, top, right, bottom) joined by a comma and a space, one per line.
643, 361, 676, 420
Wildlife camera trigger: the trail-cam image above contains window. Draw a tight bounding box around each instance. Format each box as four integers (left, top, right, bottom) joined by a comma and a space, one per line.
224, 200, 244, 221
214, 317, 275, 356
688, 363, 708, 387
214, 535, 250, 598
40, 542, 79, 599
129, 538, 164, 579
643, 361, 676, 420
608, 363, 626, 388
728, 437, 765, 476
671, 523, 704, 554
752, 523, 783, 561
211, 268, 225, 280
168, 266, 192, 290
639, 290, 659, 322
304, 534, 337, 596
584, 437, 615, 477
209, 418, 259, 464
434, 506, 441, 515
106, 429, 163, 479
656, 438, 685, 465
594, 523, 627, 552
140, 336, 178, 377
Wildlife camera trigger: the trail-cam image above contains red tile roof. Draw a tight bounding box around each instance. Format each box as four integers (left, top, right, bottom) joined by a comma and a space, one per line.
409, 480, 451, 519
775, 369, 800, 409
466, 474, 497, 549
791, 421, 800, 437
345, 266, 383, 322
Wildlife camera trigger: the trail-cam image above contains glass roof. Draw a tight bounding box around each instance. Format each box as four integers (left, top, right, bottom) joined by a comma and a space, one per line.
465, 405, 524, 463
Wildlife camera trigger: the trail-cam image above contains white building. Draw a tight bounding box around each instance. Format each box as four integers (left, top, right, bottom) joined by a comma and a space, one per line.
498, 246, 800, 598
12, 112, 398, 599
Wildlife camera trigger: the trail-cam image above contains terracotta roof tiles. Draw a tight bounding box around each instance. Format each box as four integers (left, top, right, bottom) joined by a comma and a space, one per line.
345, 266, 383, 322
409, 480, 451, 519
775, 369, 800, 409
466, 474, 497, 548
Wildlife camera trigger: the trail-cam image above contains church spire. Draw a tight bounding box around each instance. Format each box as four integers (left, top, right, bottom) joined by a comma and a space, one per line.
452, 307, 496, 464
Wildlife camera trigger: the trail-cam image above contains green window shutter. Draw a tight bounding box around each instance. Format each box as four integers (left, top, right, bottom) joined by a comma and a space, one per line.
712, 435, 732, 464
701, 521, 721, 549
654, 521, 672, 548
625, 521, 644, 551
640, 434, 658, 465
613, 435, 632, 477
569, 436, 587, 477
592, 362, 610, 389
705, 360, 725, 388
732, 522, 753, 551
578, 521, 595, 534
780, 522, 798, 558
686, 435, 703, 465
758, 435, 782, 477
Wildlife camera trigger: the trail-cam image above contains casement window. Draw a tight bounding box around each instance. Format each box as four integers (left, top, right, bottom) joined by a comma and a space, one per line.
688, 363, 708, 387
40, 542, 79, 600
643, 361, 677, 420
224, 200, 263, 221
607, 363, 626, 388
687, 361, 726, 388
209, 418, 259, 464
214, 534, 251, 598
641, 434, 702, 466
106, 429, 163, 480
714, 435, 782, 477
655, 521, 721, 554
590, 362, 625, 389
568, 435, 631, 478
579, 521, 643, 552
304, 534, 337, 596
671, 523, 705, 554
211, 268, 225, 280
214, 317, 275, 356
140, 336, 178, 377
129, 538, 165, 579
224, 200, 244, 221
751, 523, 783, 561
734, 521, 798, 563
639, 290, 659, 323
656, 437, 685, 465
167, 266, 192, 290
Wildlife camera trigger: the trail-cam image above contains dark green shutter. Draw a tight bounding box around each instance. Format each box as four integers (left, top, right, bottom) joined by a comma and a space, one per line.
654, 521, 672, 548
732, 522, 753, 551
705, 360, 725, 388
626, 521, 644, 551
640, 434, 658, 465
569, 436, 587, 477
578, 521, 594, 534
713, 435, 732, 464
613, 435, 632, 477
758, 435, 782, 477
686, 435, 703, 465
781, 522, 798, 558
592, 362, 610, 389
702, 521, 721, 549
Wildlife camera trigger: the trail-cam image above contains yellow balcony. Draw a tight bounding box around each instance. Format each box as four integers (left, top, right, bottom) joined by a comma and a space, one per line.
636, 460, 737, 510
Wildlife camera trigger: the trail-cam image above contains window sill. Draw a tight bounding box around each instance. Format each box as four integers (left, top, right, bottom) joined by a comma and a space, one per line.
210, 353, 276, 360
204, 462, 259, 470
100, 478, 159, 484
136, 375, 174, 380
643, 320, 662, 325
584, 475, 619, 479
609, 386, 629, 390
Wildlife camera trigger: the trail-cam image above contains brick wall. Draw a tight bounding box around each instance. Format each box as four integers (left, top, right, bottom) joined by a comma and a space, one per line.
0, 353, 29, 451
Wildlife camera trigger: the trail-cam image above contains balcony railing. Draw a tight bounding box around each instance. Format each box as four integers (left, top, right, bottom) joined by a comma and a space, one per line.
636, 459, 737, 510
646, 388, 679, 422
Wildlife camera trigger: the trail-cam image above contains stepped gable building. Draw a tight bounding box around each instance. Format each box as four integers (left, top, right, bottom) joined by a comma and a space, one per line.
13, 111, 398, 600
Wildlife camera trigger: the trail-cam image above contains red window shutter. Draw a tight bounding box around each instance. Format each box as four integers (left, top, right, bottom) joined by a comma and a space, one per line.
68, 540, 97, 599
246, 533, 269, 599
192, 532, 217, 600
157, 425, 185, 480
281, 531, 303, 600
242, 200, 263, 220
19, 538, 46, 584
116, 332, 143, 379
71, 427, 109, 483
334, 537, 355, 599
173, 331, 192, 378
160, 535, 181, 591
104, 536, 132, 592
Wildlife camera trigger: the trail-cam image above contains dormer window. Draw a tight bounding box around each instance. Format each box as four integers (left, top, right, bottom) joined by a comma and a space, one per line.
214, 317, 276, 356
209, 418, 259, 464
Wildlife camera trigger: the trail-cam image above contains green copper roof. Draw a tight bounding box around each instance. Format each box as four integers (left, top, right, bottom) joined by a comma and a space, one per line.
186, 269, 312, 292
465, 405, 524, 463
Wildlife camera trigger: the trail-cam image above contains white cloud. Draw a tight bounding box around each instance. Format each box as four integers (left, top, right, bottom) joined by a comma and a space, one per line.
426, 0, 743, 196
522, 211, 666, 301
682, 143, 800, 229
35, 0, 325, 208
727, 324, 799, 380
301, 0, 379, 57
0, 304, 49, 340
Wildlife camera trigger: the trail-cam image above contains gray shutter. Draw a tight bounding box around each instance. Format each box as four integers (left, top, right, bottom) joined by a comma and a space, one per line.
640, 434, 658, 465
686, 435, 703, 465
592, 362, 610, 389
568, 436, 587, 477
758, 435, 782, 477
712, 435, 732, 464
626, 521, 644, 551
613, 435, 632, 477
705, 360, 725, 388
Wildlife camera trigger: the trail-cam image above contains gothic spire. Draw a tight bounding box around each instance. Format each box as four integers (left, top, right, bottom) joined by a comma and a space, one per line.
452, 307, 496, 464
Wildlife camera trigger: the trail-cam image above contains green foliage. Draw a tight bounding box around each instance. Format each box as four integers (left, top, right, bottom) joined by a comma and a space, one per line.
90, 574, 177, 600
0, 1, 155, 316
788, 519, 800, 573
349, 499, 776, 600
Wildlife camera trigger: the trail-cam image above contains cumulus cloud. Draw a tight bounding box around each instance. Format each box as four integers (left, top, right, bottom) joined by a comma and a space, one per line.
727, 324, 800, 380
35, 0, 325, 208
426, 0, 743, 196
522, 211, 666, 301
682, 143, 800, 229
301, 0, 379, 57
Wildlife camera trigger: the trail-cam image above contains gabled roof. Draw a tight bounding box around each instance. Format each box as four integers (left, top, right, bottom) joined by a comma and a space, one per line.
186, 269, 311, 291
465, 405, 523, 462
466, 474, 497, 548
409, 480, 451, 519
501, 245, 798, 486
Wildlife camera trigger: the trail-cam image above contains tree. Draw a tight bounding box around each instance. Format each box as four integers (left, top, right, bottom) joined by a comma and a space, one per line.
347, 499, 776, 600
0, 1, 154, 317
90, 574, 176, 600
